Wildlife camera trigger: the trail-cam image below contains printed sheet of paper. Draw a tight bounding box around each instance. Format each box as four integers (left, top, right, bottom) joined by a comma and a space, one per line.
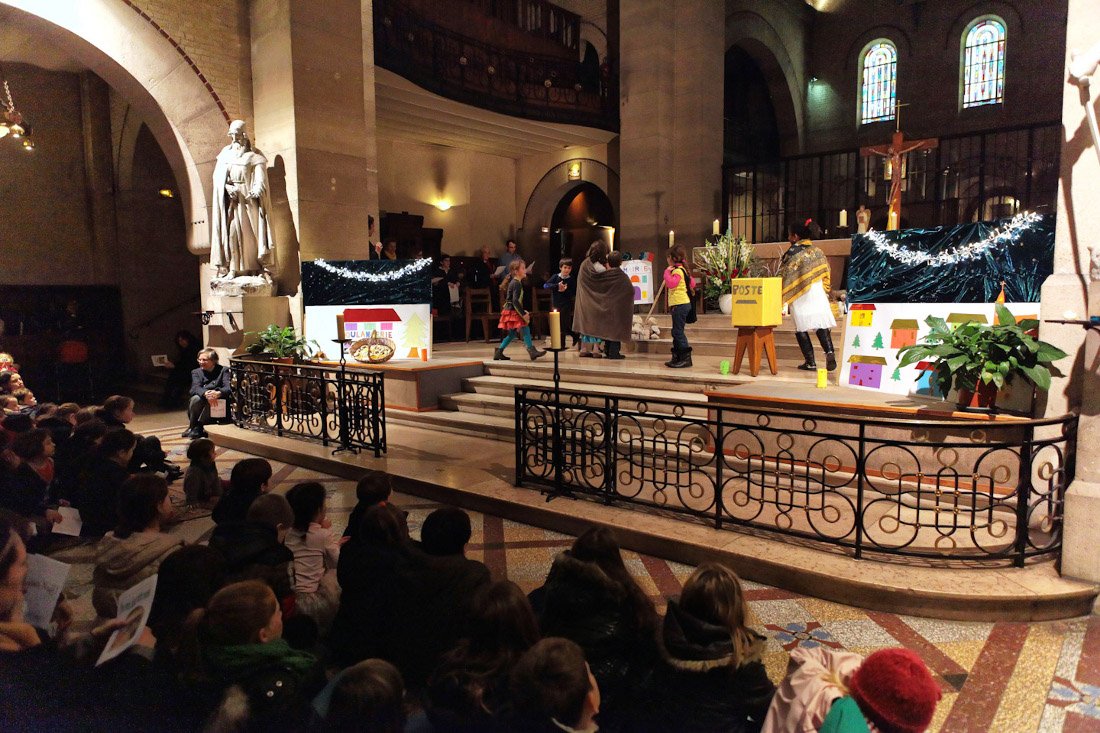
150, 354, 170, 367
22, 554, 71, 630
208, 399, 227, 419
96, 574, 158, 666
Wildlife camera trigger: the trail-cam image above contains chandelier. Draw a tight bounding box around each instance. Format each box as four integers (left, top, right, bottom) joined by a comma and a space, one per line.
0, 67, 34, 151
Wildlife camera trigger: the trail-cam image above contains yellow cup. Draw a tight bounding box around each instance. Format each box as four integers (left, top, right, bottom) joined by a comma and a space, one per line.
816, 368, 828, 389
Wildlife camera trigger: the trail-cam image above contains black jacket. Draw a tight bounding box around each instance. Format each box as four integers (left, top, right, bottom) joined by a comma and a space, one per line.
536, 553, 661, 731
329, 540, 490, 691
189, 365, 231, 400
208, 520, 294, 601
646, 600, 775, 733
211, 487, 261, 526
74, 456, 131, 537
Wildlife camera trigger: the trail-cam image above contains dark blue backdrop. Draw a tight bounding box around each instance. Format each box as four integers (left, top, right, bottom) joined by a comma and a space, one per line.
302, 259, 431, 306
847, 215, 1054, 304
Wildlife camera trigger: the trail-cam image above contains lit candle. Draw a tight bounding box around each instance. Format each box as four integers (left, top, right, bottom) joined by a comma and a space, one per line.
839, 209, 848, 228
549, 310, 562, 350
421, 348, 428, 362
816, 368, 828, 389
336, 313, 346, 340
888, 210, 898, 230
712, 219, 720, 236
669, 230, 675, 247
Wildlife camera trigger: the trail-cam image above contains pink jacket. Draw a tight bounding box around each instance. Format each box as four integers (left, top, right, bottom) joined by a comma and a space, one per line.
760, 646, 865, 733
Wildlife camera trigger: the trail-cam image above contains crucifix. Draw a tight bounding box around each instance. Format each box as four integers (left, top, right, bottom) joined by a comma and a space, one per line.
860, 100, 938, 230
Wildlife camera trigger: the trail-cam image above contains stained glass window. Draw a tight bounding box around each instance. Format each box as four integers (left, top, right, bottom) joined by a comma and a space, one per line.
962, 19, 1006, 108
861, 41, 897, 125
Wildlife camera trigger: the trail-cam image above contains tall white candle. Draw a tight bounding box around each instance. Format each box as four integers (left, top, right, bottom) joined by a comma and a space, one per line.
839, 209, 848, 228
669, 230, 675, 247
549, 310, 561, 350
712, 219, 720, 236
336, 313, 346, 341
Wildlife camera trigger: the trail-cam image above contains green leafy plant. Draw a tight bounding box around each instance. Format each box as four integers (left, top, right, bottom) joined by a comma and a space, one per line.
693, 232, 759, 300
247, 325, 318, 360
897, 305, 1066, 398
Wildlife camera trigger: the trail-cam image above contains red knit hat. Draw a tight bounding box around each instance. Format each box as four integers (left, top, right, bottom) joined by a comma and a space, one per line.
848, 648, 941, 733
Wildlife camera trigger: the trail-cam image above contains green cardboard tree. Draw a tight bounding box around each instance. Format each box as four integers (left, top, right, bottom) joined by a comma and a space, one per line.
852, 335, 861, 348
403, 312, 427, 359
891, 366, 902, 381
872, 332, 884, 349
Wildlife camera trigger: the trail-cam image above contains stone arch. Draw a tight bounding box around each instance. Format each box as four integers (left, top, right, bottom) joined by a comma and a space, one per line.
0, 0, 230, 256
725, 12, 802, 155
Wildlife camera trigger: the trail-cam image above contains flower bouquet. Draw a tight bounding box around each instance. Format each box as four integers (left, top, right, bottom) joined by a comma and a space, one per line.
693, 231, 757, 302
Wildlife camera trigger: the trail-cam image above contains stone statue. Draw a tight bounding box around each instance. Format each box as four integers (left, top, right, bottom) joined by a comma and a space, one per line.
210, 120, 275, 282
856, 204, 871, 234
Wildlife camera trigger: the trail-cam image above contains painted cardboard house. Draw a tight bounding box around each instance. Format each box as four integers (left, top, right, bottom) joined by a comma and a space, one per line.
343, 307, 402, 341
849, 303, 876, 327
848, 354, 889, 389
946, 313, 988, 327
913, 361, 942, 397
889, 319, 919, 349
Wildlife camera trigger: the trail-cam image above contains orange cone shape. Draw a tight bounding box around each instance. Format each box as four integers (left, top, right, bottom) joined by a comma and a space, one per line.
995, 281, 1006, 304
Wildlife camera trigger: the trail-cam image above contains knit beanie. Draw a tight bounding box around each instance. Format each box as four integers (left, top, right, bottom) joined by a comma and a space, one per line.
848, 648, 941, 733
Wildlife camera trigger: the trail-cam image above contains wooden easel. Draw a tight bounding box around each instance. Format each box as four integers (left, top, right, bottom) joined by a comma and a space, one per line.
731, 326, 778, 377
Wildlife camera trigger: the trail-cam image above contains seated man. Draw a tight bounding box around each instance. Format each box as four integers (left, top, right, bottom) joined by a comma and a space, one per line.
184, 348, 231, 439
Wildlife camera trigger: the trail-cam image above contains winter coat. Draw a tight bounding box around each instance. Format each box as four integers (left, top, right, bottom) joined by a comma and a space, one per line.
537, 553, 661, 730
208, 520, 294, 602
647, 599, 775, 733
92, 530, 185, 618
329, 540, 490, 691
211, 486, 260, 525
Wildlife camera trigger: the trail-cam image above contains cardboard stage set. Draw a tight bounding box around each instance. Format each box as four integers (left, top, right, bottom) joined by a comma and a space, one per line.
302, 259, 433, 362
840, 213, 1055, 406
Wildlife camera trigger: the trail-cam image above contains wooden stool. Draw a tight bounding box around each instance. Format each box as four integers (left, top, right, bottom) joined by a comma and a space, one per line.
732, 326, 778, 377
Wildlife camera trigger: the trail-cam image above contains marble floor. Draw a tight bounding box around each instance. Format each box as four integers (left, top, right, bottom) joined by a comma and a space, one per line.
57, 422, 1099, 733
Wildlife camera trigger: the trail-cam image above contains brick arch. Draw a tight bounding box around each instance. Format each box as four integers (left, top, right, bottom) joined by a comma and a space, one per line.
0, 0, 229, 256
726, 12, 803, 154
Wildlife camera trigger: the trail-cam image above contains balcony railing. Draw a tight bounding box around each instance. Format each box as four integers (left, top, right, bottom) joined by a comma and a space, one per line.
374, 0, 617, 132
516, 386, 1076, 566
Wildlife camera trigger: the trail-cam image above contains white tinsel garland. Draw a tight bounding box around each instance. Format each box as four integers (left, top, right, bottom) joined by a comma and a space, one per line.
312, 258, 432, 281
863, 211, 1041, 267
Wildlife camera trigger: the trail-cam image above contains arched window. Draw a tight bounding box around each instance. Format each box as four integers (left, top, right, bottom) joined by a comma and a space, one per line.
860, 41, 897, 125
962, 18, 1006, 108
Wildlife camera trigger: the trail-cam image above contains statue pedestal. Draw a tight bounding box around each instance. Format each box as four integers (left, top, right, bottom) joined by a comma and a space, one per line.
204, 294, 291, 364
210, 275, 276, 298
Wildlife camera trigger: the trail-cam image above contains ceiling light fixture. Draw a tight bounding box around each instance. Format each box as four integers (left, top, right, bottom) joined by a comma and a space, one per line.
0, 66, 33, 151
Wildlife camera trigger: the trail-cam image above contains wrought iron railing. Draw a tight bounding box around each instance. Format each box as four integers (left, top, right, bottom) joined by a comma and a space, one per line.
515, 386, 1076, 566
374, 0, 617, 131
230, 358, 386, 457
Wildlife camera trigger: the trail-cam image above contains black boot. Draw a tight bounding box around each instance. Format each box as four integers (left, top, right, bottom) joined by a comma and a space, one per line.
665, 346, 682, 368
493, 347, 510, 361
606, 341, 625, 360
795, 331, 817, 370
669, 347, 692, 369
816, 329, 837, 371
527, 346, 547, 361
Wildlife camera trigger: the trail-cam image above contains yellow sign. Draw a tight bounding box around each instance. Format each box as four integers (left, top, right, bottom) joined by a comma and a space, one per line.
730, 277, 782, 327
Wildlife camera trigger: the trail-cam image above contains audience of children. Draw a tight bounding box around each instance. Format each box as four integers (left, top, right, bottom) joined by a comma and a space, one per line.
0, 358, 945, 732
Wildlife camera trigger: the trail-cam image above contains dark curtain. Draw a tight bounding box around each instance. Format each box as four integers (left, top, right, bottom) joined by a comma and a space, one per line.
847, 215, 1054, 304
302, 260, 431, 306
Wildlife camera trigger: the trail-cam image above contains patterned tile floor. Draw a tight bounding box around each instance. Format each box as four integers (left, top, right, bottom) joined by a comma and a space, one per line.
65, 427, 1100, 733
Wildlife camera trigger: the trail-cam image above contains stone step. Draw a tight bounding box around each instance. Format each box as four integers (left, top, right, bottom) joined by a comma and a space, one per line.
633, 338, 807, 359
443, 389, 712, 422
386, 409, 514, 441
461, 375, 711, 405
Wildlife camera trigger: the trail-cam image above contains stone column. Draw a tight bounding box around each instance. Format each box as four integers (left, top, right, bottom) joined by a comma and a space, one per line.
618, 0, 723, 260
250, 0, 380, 294
1045, 0, 1100, 583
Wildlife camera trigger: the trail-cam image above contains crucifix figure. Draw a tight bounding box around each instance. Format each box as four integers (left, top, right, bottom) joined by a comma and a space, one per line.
860, 101, 938, 230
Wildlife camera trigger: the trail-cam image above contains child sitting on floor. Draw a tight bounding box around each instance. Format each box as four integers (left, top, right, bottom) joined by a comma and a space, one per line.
343, 469, 397, 542
183, 438, 223, 506
284, 481, 342, 633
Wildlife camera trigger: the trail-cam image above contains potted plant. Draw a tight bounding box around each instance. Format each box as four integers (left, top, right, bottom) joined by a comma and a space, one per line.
246, 325, 318, 363
694, 231, 757, 314
897, 305, 1066, 411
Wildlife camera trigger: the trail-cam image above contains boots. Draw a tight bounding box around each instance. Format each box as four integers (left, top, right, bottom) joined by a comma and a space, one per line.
816, 329, 837, 371
606, 341, 625, 360
527, 346, 547, 361
493, 347, 510, 361
666, 347, 692, 369
795, 331, 817, 370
